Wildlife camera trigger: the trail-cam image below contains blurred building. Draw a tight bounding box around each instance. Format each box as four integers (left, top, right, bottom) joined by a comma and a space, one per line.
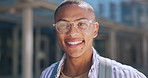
0, 0, 148, 78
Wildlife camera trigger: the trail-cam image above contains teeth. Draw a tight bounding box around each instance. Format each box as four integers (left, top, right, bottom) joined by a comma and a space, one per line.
67, 41, 83, 45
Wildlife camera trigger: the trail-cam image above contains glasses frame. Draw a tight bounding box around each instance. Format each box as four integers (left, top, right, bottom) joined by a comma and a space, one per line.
53, 19, 97, 34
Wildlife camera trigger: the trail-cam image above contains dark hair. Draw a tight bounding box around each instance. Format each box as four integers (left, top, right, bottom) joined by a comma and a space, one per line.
54, 0, 95, 21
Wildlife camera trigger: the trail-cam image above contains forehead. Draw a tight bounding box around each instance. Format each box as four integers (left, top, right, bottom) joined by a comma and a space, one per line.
55, 4, 94, 22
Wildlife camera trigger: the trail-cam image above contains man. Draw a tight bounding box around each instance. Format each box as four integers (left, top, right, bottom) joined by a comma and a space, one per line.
40, 0, 146, 78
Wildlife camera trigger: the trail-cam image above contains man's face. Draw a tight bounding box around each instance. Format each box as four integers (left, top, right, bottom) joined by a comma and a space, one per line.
55, 4, 99, 58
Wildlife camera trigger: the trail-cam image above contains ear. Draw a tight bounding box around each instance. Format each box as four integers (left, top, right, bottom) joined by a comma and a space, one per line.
93, 22, 99, 38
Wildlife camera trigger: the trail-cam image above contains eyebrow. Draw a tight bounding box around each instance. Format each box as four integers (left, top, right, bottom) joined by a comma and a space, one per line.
57, 18, 89, 22
57, 19, 69, 22
75, 18, 89, 21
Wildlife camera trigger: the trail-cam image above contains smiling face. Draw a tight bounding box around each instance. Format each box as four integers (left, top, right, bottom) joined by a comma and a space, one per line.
55, 4, 99, 58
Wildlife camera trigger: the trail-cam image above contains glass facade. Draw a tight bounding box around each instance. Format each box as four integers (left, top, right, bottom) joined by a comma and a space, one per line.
98, 4, 104, 17
110, 3, 116, 20
121, 2, 133, 25
0, 22, 14, 76
0, 0, 17, 5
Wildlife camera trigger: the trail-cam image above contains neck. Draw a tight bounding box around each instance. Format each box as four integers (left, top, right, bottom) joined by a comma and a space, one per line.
63, 49, 93, 77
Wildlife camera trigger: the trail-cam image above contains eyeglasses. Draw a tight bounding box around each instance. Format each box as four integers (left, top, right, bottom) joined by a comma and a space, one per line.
53, 19, 97, 34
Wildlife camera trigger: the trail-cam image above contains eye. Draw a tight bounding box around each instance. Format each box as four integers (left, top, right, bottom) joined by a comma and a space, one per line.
77, 22, 87, 26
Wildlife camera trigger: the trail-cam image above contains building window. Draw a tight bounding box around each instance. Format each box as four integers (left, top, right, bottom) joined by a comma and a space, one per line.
99, 4, 104, 17
137, 7, 143, 28
121, 2, 132, 25
110, 3, 116, 20
0, 24, 13, 76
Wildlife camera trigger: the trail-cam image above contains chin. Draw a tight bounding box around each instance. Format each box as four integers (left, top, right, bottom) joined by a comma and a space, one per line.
66, 50, 84, 58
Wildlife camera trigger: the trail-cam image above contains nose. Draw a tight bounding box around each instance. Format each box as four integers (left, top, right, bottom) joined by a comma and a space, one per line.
67, 23, 79, 37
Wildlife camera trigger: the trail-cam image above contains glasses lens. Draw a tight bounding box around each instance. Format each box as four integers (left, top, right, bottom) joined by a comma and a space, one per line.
56, 21, 70, 33
55, 19, 93, 33
76, 20, 90, 31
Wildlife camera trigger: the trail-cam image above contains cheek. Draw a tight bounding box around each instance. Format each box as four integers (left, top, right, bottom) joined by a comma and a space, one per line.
84, 27, 95, 42
85, 28, 95, 38
57, 34, 64, 45
84, 30, 94, 43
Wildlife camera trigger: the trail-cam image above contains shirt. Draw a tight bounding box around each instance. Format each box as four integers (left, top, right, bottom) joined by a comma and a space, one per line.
40, 47, 147, 78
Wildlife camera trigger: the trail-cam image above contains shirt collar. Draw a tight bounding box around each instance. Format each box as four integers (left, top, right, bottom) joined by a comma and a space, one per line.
56, 47, 100, 77
88, 47, 100, 77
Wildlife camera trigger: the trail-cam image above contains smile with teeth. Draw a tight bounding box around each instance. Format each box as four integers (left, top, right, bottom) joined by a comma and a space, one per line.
67, 41, 83, 45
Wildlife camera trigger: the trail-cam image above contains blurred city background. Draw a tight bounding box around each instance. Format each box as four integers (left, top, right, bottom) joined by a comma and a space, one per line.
0, 0, 148, 78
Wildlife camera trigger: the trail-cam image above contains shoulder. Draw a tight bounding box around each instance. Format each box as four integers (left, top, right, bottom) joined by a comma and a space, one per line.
111, 60, 146, 78
40, 62, 59, 78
